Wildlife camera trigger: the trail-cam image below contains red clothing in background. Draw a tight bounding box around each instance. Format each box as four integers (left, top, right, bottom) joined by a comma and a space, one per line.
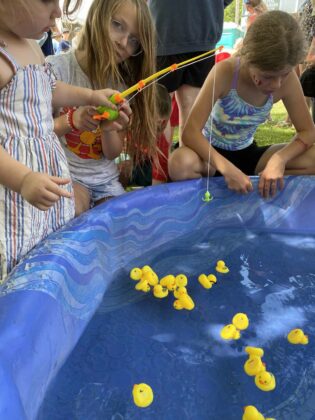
152, 132, 170, 181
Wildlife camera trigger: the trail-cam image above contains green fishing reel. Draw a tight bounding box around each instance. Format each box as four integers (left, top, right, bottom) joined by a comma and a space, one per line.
94, 94, 123, 121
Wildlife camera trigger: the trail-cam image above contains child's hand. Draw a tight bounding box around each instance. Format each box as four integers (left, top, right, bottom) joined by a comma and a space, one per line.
100, 101, 132, 132
224, 167, 253, 194
72, 106, 100, 132
258, 155, 285, 198
90, 88, 121, 109
20, 172, 72, 211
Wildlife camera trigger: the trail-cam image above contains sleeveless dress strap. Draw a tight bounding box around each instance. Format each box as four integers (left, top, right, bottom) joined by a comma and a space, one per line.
0, 46, 19, 72
231, 57, 241, 89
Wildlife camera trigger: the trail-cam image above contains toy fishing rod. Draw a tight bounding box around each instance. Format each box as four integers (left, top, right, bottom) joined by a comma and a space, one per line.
93, 46, 223, 121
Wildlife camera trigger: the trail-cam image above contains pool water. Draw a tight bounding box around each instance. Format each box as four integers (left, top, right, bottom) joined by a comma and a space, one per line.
38, 226, 315, 420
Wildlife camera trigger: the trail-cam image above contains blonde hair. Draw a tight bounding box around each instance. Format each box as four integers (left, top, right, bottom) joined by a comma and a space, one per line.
240, 10, 306, 71
77, 0, 157, 167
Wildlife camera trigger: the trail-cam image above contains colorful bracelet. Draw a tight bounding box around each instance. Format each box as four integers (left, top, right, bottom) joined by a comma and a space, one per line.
294, 137, 310, 152
66, 108, 77, 131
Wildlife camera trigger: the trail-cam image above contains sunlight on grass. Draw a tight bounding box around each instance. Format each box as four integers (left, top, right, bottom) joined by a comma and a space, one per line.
255, 101, 295, 146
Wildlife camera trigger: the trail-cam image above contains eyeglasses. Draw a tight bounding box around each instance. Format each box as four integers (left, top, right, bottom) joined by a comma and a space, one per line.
110, 19, 143, 57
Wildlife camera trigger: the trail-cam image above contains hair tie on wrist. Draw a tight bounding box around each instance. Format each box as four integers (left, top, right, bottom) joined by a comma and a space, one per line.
294, 137, 310, 151
66, 108, 77, 131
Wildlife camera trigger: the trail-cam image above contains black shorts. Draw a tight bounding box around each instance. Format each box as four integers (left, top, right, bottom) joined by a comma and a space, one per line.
213, 142, 270, 176
157, 52, 215, 93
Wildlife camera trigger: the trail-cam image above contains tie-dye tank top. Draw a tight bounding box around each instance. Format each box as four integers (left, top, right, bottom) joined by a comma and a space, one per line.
203, 57, 273, 150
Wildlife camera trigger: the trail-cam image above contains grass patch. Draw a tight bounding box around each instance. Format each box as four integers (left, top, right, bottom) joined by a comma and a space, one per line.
255, 101, 295, 146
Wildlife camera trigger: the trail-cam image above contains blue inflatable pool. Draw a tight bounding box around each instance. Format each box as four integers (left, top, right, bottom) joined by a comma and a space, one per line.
1, 177, 315, 420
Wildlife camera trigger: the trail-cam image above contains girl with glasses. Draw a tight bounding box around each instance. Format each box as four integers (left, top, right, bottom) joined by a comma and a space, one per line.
47, 0, 157, 215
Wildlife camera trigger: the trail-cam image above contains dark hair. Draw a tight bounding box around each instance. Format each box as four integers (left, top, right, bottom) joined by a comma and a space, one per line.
156, 84, 171, 118
240, 10, 306, 70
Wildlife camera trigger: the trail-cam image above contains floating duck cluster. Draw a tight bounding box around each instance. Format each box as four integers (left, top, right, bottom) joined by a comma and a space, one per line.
220, 313, 249, 340
198, 273, 217, 289
198, 260, 229, 290
130, 266, 158, 292
244, 346, 276, 392
243, 405, 275, 420
132, 383, 154, 408
129, 260, 310, 417
130, 266, 195, 311
287, 328, 308, 345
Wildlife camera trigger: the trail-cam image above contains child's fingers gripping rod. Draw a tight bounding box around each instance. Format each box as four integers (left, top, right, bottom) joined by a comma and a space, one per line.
93, 93, 124, 121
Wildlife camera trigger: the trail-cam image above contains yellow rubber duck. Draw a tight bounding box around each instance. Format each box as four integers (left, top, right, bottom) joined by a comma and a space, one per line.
243, 405, 275, 420
173, 286, 187, 299
178, 293, 195, 310
215, 260, 229, 273
132, 383, 154, 408
198, 274, 214, 289
208, 274, 217, 284
141, 265, 153, 273
220, 324, 240, 340
160, 275, 176, 291
173, 300, 184, 310
245, 347, 264, 358
244, 347, 265, 376
255, 371, 276, 392
232, 313, 249, 331
175, 274, 188, 287
130, 267, 142, 281
153, 284, 169, 298
244, 356, 266, 376
287, 328, 309, 345
135, 280, 150, 292
142, 271, 158, 286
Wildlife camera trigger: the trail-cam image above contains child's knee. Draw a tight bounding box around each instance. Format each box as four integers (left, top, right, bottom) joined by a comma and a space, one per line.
168, 147, 199, 181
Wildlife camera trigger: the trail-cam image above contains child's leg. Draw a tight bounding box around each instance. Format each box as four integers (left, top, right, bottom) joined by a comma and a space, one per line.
255, 143, 315, 174
73, 182, 91, 216
175, 85, 200, 145
168, 146, 214, 181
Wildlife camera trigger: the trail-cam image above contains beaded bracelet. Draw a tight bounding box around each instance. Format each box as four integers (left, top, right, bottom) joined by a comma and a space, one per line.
66, 108, 77, 131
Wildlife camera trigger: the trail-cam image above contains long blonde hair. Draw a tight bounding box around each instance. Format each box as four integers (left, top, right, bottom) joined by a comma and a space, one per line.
240, 10, 306, 71
77, 0, 157, 167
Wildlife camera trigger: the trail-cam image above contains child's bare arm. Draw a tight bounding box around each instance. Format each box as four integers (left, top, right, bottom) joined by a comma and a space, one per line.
183, 60, 253, 194
0, 145, 72, 210
0, 145, 31, 193
281, 71, 315, 153
52, 82, 118, 110
258, 71, 315, 197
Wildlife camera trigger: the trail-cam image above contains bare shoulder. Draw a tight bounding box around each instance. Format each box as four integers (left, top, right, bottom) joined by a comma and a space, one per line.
273, 70, 301, 102
209, 56, 236, 97
0, 49, 16, 89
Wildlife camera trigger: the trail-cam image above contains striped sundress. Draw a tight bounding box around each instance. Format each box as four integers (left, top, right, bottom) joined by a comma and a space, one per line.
0, 46, 75, 282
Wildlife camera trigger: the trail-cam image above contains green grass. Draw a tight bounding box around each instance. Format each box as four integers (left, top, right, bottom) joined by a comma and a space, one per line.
254, 101, 295, 146
172, 101, 296, 146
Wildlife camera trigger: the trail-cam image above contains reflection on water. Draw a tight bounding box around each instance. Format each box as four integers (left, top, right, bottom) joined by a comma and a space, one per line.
38, 228, 315, 420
